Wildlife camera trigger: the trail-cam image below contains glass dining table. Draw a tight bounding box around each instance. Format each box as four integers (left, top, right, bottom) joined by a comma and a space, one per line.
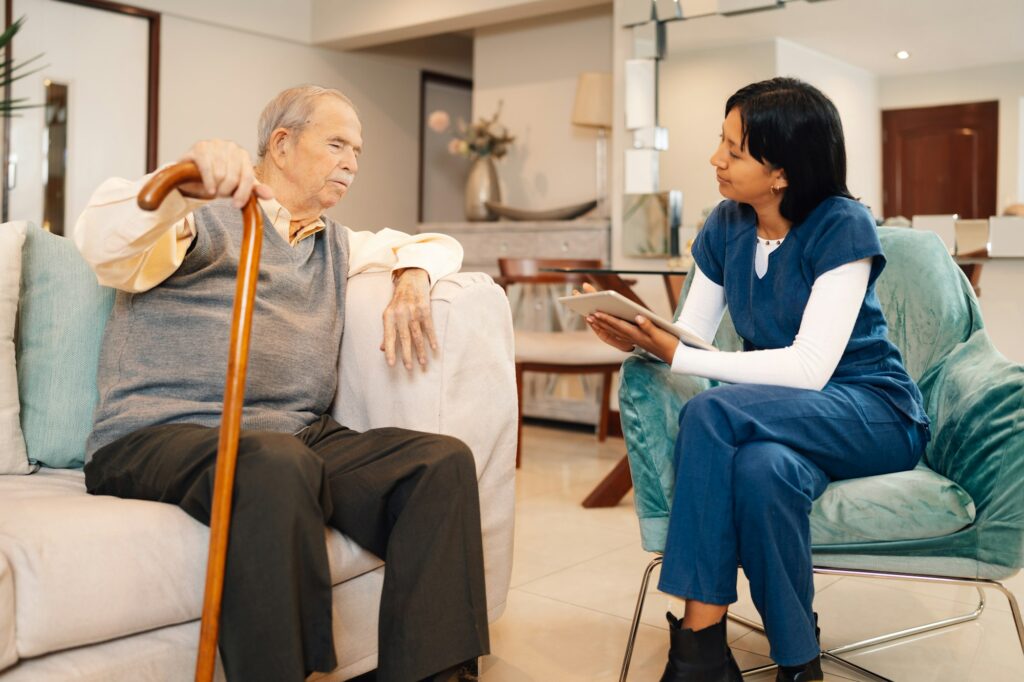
540, 266, 689, 508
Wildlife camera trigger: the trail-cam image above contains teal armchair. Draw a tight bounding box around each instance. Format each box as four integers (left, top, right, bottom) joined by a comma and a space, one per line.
617, 228, 1024, 680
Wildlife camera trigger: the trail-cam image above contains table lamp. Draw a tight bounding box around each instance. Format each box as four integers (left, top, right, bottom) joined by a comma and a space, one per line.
572, 72, 612, 217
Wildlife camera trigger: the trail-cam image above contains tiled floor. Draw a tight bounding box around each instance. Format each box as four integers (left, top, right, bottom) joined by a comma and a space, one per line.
480, 423, 1024, 681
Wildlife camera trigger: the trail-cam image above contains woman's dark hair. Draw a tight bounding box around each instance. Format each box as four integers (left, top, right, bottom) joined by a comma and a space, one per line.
725, 77, 853, 226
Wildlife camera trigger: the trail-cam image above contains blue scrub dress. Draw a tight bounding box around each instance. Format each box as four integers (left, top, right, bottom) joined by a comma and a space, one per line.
657, 197, 931, 666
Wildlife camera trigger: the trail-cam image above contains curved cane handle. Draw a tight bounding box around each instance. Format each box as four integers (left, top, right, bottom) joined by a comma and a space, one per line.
137, 161, 207, 211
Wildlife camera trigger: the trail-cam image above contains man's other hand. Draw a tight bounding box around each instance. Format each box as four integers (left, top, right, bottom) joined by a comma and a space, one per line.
381, 268, 438, 370
179, 139, 274, 209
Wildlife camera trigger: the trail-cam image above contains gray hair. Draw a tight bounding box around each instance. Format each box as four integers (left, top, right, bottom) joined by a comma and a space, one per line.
256, 85, 356, 159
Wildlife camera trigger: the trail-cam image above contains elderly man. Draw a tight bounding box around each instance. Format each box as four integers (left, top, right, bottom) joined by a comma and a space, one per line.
73, 86, 488, 682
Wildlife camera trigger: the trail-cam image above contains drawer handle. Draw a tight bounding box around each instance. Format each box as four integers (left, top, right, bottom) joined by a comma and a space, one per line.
560, 241, 570, 252
499, 241, 509, 253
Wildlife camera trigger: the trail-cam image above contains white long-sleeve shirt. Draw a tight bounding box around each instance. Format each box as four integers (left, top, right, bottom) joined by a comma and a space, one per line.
73, 172, 463, 293
670, 241, 872, 391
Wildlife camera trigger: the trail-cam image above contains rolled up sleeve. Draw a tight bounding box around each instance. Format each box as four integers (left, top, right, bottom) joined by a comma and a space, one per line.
346, 227, 463, 285
72, 173, 206, 292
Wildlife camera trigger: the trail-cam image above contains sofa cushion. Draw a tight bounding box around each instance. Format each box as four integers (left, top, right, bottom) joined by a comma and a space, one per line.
16, 225, 115, 468
810, 463, 976, 545
0, 468, 383, 660
0, 222, 31, 474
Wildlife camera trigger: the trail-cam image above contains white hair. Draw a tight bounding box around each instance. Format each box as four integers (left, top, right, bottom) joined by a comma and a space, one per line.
256, 85, 356, 159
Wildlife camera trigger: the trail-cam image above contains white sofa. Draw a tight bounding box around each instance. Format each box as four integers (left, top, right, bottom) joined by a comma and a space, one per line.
0, 222, 517, 681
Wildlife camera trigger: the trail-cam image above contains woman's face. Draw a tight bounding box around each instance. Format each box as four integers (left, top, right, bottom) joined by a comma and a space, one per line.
710, 107, 786, 206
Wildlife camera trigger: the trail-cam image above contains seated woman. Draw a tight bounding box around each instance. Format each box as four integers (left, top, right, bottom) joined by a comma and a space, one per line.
583, 78, 930, 681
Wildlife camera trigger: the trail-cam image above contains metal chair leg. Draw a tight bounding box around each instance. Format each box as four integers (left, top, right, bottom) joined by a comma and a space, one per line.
989, 578, 1024, 654
621, 561, 1024, 682
741, 568, 1023, 680
620, 555, 663, 682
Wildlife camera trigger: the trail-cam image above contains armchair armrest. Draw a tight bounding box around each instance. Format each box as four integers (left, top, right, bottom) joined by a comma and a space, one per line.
333, 270, 516, 620
916, 329, 1024, 571
619, 354, 710, 552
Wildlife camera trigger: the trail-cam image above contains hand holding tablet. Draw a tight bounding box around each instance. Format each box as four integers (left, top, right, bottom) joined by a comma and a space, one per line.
558, 290, 717, 352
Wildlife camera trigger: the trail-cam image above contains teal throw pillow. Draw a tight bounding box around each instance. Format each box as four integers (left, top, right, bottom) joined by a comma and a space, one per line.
17, 225, 114, 468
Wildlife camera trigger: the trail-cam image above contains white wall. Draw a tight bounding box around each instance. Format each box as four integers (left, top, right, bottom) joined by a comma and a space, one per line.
776, 39, 881, 217
360, 34, 474, 81
658, 41, 776, 231
312, 0, 608, 49
119, 0, 311, 43
880, 60, 1024, 212
473, 8, 613, 211
161, 15, 430, 232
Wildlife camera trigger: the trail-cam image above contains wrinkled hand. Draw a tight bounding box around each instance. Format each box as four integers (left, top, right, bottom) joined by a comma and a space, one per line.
576, 283, 677, 363
381, 268, 437, 370
178, 139, 274, 209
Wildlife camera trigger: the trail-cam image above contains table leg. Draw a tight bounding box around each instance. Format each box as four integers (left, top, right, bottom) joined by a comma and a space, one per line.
582, 455, 633, 508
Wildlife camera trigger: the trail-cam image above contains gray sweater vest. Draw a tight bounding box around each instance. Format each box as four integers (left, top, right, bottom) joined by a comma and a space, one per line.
86, 201, 350, 459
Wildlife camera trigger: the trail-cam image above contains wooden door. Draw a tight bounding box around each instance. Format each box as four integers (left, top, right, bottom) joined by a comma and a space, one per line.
882, 101, 998, 219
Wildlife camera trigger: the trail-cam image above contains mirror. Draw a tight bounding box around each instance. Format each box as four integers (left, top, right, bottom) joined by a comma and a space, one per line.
643, 0, 1024, 231
623, 190, 682, 257
42, 79, 67, 235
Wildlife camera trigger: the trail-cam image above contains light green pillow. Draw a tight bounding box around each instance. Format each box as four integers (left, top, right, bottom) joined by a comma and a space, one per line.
17, 225, 114, 468
810, 463, 975, 545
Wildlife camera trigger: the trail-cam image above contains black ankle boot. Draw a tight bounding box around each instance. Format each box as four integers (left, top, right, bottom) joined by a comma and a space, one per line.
775, 656, 822, 681
775, 613, 823, 681
660, 612, 743, 682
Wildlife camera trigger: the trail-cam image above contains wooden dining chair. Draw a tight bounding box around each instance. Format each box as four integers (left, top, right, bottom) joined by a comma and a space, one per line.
497, 258, 630, 468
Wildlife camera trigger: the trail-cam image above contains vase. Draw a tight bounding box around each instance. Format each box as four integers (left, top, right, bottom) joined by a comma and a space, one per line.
464, 155, 500, 221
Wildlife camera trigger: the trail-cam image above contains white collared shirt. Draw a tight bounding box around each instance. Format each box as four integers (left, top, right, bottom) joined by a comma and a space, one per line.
73, 170, 463, 293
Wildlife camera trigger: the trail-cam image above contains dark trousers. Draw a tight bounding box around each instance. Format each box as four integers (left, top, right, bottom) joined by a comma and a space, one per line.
657, 383, 926, 666
84, 415, 490, 682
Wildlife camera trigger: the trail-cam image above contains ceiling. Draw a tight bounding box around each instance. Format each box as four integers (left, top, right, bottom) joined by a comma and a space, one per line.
666, 0, 1024, 76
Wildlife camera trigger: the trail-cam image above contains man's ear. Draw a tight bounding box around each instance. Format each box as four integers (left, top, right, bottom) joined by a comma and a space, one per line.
268, 127, 291, 169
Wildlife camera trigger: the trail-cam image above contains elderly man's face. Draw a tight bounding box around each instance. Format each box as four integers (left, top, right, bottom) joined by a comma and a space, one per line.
284, 97, 362, 212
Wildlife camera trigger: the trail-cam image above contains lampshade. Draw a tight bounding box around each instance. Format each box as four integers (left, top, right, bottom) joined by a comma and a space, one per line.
572, 72, 612, 129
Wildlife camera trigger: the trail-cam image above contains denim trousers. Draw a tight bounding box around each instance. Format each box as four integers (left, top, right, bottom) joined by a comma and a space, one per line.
657, 382, 926, 666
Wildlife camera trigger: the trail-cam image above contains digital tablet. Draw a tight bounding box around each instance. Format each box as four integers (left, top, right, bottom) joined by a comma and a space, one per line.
558, 291, 718, 352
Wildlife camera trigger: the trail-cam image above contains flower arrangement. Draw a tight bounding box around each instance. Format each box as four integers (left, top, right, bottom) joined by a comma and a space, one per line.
428, 103, 515, 160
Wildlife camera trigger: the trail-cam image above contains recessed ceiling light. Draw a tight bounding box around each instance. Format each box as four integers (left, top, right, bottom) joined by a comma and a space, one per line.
895, 50, 911, 60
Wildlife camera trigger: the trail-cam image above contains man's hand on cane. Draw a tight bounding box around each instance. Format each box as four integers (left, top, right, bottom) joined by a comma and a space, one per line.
178, 139, 275, 208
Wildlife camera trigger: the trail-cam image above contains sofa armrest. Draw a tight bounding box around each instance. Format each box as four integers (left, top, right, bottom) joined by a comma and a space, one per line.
334, 270, 516, 620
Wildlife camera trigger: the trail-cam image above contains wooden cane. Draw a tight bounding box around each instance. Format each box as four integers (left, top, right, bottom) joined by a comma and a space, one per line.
138, 162, 263, 682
